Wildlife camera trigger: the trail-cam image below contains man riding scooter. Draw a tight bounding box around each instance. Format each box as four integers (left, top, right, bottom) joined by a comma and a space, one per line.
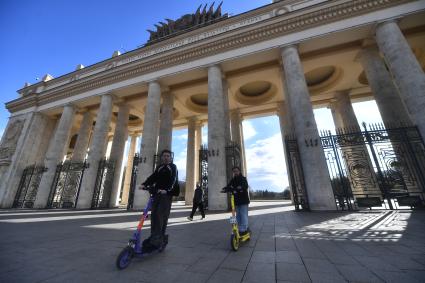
138, 149, 179, 252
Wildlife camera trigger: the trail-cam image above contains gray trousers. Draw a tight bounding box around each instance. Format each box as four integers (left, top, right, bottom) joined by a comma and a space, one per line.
150, 194, 172, 247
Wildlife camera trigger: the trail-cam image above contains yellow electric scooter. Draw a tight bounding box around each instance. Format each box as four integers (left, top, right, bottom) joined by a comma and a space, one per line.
221, 186, 251, 251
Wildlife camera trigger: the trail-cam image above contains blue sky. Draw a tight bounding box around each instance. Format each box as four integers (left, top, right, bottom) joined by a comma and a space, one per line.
0, 0, 383, 192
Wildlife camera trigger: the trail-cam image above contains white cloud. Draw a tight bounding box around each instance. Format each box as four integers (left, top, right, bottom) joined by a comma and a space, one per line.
174, 133, 188, 141
201, 126, 208, 145
244, 133, 289, 192
353, 100, 383, 126
242, 120, 257, 140
0, 128, 4, 141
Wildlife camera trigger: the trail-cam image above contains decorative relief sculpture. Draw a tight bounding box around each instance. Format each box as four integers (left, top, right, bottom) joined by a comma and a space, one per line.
147, 2, 227, 44
0, 119, 24, 161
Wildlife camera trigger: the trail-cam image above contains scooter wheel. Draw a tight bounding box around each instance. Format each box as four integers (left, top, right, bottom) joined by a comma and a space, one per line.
116, 247, 134, 270
230, 234, 239, 251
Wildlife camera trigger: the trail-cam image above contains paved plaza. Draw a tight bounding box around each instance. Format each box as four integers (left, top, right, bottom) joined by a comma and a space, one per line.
0, 201, 424, 283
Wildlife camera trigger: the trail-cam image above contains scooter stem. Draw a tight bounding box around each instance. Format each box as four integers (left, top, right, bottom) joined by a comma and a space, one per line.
137, 196, 152, 231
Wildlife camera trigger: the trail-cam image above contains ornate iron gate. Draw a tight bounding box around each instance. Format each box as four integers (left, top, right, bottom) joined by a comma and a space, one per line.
284, 138, 309, 211
225, 142, 242, 182
199, 145, 208, 208
13, 165, 47, 208
126, 153, 164, 209
47, 160, 88, 208
127, 153, 141, 210
321, 124, 425, 210
91, 158, 115, 209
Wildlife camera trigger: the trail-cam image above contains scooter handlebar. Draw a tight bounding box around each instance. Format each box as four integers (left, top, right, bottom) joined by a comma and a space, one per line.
220, 186, 236, 194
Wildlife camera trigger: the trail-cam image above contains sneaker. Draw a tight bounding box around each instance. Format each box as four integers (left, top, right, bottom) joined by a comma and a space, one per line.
187, 216, 193, 221
201, 216, 205, 220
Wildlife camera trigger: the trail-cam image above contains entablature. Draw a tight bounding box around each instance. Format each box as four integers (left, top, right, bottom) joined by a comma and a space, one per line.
8, 0, 422, 114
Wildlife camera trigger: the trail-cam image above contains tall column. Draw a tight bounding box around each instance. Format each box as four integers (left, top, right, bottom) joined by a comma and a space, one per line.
375, 20, 425, 138
281, 45, 335, 210
194, 122, 202, 184
222, 79, 231, 145
185, 117, 197, 205
71, 111, 93, 162
329, 91, 360, 131
133, 81, 162, 209
230, 110, 246, 175
76, 94, 113, 209
329, 91, 381, 196
239, 122, 248, 177
34, 104, 76, 208
207, 65, 228, 210
277, 102, 293, 203
0, 113, 56, 208
157, 91, 174, 154
105, 102, 129, 207
357, 46, 412, 127
120, 134, 137, 205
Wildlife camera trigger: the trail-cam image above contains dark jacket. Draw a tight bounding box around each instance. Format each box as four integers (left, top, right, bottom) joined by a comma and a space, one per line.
143, 163, 178, 196
227, 175, 250, 206
193, 186, 204, 204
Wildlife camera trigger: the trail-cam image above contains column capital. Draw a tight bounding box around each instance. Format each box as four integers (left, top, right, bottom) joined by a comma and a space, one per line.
114, 99, 131, 107
63, 102, 77, 109
186, 116, 198, 123
76, 107, 91, 114
355, 41, 380, 62
206, 64, 222, 73
147, 80, 162, 90
280, 43, 299, 54
275, 101, 287, 115
375, 18, 402, 29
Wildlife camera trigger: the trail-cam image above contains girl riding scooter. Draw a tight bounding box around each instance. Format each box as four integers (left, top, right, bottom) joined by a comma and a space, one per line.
227, 166, 250, 235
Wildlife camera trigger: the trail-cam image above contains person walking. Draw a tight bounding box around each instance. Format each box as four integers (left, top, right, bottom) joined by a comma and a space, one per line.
187, 183, 205, 221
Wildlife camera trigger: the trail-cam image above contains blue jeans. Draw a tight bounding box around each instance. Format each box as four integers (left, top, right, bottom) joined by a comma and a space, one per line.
236, 204, 249, 232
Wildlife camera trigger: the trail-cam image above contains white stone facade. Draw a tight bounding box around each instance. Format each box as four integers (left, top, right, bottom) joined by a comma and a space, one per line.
1, 0, 424, 210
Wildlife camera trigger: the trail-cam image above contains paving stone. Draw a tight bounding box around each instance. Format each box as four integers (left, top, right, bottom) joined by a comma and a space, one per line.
276, 237, 297, 251
243, 261, 275, 283
276, 250, 303, 264
208, 268, 244, 283
373, 270, 422, 283
335, 264, 384, 283
172, 271, 210, 283
276, 262, 311, 282
308, 271, 347, 283
0, 203, 424, 283
303, 258, 340, 274
250, 251, 275, 263
220, 246, 253, 271
322, 251, 359, 265
354, 255, 399, 271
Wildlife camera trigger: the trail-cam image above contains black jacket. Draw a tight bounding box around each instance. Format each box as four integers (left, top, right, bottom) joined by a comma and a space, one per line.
227, 175, 250, 206
143, 163, 178, 196
193, 187, 204, 204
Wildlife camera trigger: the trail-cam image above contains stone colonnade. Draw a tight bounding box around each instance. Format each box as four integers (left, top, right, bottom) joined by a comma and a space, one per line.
1, 20, 424, 211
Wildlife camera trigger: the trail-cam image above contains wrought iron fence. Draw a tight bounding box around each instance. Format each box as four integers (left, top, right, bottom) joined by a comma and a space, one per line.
199, 145, 209, 209
284, 138, 309, 211
320, 123, 425, 210
127, 153, 141, 210
225, 142, 242, 183
47, 160, 88, 209
13, 165, 47, 208
91, 158, 115, 209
